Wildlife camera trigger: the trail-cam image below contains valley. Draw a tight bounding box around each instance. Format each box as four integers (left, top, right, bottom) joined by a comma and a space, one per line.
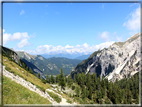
17, 51, 82, 76
1, 33, 141, 105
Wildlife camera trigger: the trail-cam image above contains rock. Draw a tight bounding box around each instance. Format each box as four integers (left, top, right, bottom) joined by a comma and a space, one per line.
71, 33, 140, 82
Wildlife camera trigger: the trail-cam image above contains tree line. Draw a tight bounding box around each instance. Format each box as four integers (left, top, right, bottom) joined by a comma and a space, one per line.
39, 67, 139, 104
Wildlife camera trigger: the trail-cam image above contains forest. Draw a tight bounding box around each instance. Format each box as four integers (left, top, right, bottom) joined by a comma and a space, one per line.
45, 68, 140, 104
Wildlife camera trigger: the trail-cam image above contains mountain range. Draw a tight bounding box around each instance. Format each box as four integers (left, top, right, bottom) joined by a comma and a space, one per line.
70, 33, 140, 82
41, 53, 91, 60
2, 33, 140, 83
16, 51, 82, 75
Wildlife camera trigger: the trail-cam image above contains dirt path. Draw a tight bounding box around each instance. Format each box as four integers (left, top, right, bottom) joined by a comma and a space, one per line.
46, 88, 72, 105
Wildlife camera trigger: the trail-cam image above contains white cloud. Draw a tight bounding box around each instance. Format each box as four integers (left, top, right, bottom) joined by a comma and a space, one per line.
27, 42, 114, 55
11, 32, 29, 40
3, 31, 30, 45
123, 7, 140, 32
95, 41, 115, 50
20, 10, 25, 15
99, 31, 110, 42
3, 30, 31, 48
3, 33, 11, 45
17, 39, 30, 48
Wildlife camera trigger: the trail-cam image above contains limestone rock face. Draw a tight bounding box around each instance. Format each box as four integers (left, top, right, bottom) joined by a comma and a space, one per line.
1, 46, 21, 64
71, 33, 140, 82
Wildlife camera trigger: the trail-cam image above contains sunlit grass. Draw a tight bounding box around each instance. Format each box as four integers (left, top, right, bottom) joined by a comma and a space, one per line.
3, 76, 51, 104
3, 56, 51, 91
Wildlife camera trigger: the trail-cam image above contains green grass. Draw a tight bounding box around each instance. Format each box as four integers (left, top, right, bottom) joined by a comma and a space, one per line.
3, 56, 51, 92
46, 91, 61, 103
3, 76, 52, 104
67, 99, 72, 104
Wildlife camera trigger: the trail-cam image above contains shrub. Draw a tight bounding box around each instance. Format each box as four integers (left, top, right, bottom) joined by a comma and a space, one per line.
72, 85, 75, 90
5, 66, 11, 71
36, 85, 45, 92
67, 99, 72, 104
41, 78, 46, 84
47, 91, 61, 103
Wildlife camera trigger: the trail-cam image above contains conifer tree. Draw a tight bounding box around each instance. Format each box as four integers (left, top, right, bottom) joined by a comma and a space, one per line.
38, 73, 40, 79
46, 74, 48, 83
50, 74, 54, 84
75, 86, 80, 97
29, 68, 33, 74
59, 68, 66, 91
82, 86, 86, 99
67, 75, 73, 87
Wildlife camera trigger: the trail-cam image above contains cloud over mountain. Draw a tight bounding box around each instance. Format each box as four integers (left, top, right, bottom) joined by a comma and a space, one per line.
26, 41, 114, 55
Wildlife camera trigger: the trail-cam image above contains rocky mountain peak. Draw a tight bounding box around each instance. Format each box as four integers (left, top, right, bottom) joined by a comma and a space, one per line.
70, 33, 140, 82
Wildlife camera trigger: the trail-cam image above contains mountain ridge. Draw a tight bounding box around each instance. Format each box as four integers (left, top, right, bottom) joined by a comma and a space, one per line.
16, 51, 82, 75
70, 33, 140, 82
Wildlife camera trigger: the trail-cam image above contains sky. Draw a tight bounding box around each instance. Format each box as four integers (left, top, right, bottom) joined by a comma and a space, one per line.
2, 2, 140, 55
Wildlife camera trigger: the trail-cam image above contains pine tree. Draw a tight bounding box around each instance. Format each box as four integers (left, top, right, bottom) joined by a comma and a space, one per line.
29, 68, 33, 74
82, 86, 86, 99
86, 73, 91, 89
67, 75, 73, 87
88, 86, 93, 100
26, 66, 28, 71
135, 93, 139, 104
75, 86, 80, 97
56, 75, 59, 83
58, 68, 66, 91
22, 62, 25, 68
50, 74, 54, 84
38, 73, 40, 79
46, 75, 48, 83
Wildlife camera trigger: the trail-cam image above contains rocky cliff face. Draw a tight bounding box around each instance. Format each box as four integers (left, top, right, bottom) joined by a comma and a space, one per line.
1, 46, 21, 64
71, 33, 140, 82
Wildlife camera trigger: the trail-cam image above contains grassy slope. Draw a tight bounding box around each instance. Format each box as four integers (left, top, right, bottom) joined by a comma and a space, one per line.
3, 76, 51, 104
3, 56, 51, 91
3, 56, 73, 104
3, 56, 53, 104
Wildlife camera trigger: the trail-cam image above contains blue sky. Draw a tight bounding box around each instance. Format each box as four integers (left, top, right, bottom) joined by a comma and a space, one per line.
2, 2, 140, 55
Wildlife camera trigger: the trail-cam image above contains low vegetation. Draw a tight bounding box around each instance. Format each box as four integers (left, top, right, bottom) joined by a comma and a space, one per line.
46, 91, 61, 103
3, 76, 51, 104
3, 56, 51, 93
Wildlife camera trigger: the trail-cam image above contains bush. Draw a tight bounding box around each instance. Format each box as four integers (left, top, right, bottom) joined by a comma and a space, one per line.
72, 85, 75, 90
67, 99, 72, 104
5, 66, 11, 71
41, 78, 46, 84
47, 91, 61, 103
105, 98, 111, 104
36, 85, 45, 92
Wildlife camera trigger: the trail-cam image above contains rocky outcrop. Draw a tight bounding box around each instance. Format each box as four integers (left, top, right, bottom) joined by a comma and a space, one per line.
1, 46, 21, 64
71, 33, 140, 82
